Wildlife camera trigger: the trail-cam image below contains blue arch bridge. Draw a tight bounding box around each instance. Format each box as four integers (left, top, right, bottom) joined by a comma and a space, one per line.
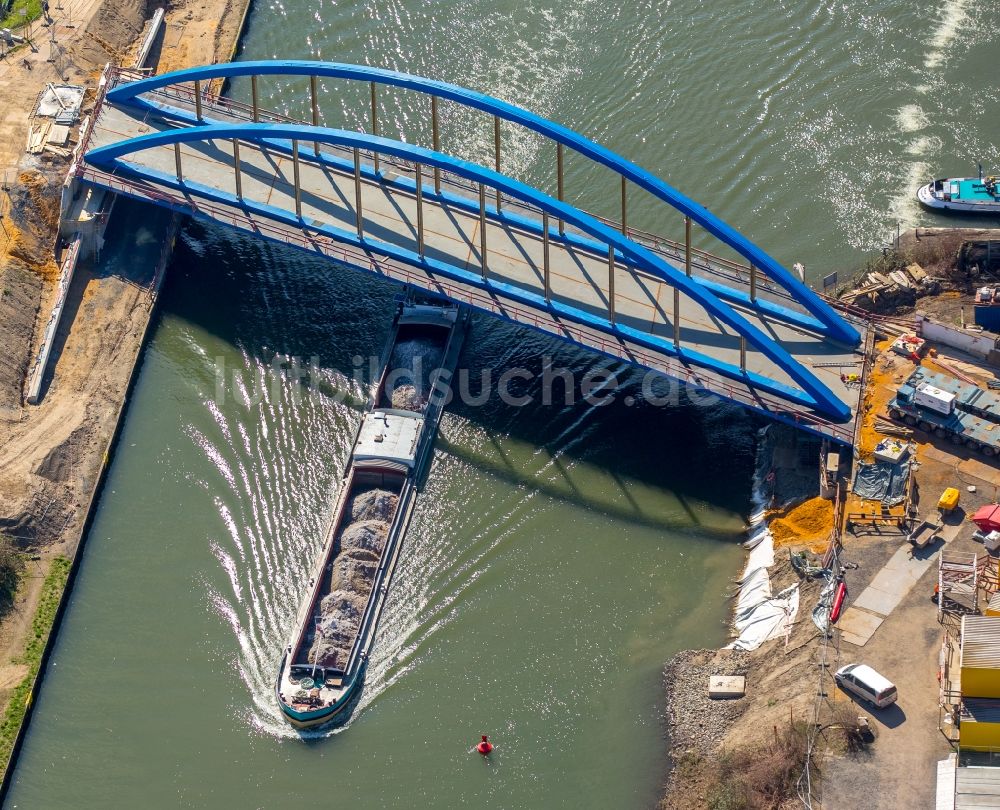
70, 61, 870, 444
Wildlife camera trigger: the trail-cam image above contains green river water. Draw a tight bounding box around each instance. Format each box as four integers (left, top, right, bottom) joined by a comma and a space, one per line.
7, 1, 1000, 807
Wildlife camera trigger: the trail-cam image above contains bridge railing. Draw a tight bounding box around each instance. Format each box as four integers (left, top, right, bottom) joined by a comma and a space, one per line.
103, 68, 815, 324
76, 162, 856, 444
117, 68, 864, 327
100, 61, 861, 346
106, 68, 877, 333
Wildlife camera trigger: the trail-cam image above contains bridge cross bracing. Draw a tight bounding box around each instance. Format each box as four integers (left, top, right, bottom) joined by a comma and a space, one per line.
74, 62, 868, 444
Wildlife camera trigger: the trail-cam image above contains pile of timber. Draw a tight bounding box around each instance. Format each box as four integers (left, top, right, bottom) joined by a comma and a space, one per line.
874, 416, 913, 439
866, 263, 930, 292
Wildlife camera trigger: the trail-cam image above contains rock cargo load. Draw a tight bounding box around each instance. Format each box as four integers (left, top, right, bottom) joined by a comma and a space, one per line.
306, 488, 399, 669
387, 337, 443, 412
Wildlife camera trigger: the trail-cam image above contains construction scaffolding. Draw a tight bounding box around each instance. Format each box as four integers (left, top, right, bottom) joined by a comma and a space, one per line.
939, 551, 981, 618
980, 556, 1000, 608
939, 631, 962, 743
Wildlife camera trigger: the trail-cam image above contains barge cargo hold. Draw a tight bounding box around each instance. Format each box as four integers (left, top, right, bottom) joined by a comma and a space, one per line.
276, 300, 467, 729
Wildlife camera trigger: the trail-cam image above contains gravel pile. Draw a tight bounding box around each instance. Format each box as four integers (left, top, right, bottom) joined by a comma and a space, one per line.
387, 338, 443, 413
391, 383, 425, 412
339, 520, 390, 558
307, 489, 399, 669
330, 554, 378, 594
349, 488, 397, 523
310, 590, 366, 665
663, 648, 750, 757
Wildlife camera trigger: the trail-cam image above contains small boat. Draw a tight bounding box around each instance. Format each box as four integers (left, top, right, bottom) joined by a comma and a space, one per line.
917, 169, 1000, 214
275, 299, 467, 729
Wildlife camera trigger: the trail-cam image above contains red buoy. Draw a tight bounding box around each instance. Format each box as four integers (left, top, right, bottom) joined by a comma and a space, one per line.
476, 735, 493, 755
830, 581, 847, 624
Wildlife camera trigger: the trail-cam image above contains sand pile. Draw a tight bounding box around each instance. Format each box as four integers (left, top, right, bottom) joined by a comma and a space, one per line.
307, 489, 399, 669
769, 497, 834, 551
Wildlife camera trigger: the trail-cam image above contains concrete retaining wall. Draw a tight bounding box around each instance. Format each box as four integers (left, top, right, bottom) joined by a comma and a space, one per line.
917, 314, 1000, 361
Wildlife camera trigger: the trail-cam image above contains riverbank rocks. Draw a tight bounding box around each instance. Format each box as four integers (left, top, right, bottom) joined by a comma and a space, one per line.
349, 488, 398, 523
663, 649, 750, 756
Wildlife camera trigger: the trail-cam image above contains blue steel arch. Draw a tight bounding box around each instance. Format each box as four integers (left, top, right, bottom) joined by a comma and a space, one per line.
86, 122, 852, 421
104, 60, 861, 347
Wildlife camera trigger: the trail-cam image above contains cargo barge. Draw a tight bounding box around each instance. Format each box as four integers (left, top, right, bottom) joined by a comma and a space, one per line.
276, 299, 467, 729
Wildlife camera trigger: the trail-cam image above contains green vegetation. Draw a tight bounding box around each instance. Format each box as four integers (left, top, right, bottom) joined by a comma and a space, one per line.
0, 556, 71, 769
0, 0, 44, 35
674, 749, 703, 781
707, 721, 810, 810
861, 248, 911, 283
0, 537, 25, 614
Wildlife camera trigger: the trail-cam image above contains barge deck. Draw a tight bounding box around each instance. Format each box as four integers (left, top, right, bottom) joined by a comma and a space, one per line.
276, 298, 467, 728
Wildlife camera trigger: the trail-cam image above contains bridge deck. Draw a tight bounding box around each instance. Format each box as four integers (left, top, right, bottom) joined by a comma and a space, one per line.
80, 98, 866, 442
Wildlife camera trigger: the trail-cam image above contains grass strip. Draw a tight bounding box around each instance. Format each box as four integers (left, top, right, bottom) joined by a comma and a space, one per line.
0, 0, 43, 34
0, 556, 72, 768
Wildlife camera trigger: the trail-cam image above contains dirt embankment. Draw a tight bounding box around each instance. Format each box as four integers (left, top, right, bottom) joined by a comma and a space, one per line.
0, 261, 43, 414
0, 0, 252, 763
78, 0, 152, 65
836, 227, 1000, 323
660, 552, 827, 810
0, 170, 69, 546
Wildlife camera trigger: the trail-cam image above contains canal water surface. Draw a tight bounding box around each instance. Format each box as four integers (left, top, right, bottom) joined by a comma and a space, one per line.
6, 217, 751, 809
8, 0, 1000, 807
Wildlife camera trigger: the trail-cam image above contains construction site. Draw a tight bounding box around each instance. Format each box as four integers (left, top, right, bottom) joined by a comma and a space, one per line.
661, 255, 1000, 808
0, 0, 999, 801
844, 314, 1000, 808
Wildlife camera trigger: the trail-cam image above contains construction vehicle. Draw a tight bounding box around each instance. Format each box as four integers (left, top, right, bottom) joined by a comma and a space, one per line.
887, 368, 1000, 458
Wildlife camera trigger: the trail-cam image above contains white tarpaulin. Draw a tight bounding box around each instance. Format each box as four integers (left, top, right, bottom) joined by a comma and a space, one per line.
728, 524, 800, 651
811, 575, 837, 634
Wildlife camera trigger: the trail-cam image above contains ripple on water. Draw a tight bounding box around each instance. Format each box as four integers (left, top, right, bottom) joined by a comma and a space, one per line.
924, 0, 970, 70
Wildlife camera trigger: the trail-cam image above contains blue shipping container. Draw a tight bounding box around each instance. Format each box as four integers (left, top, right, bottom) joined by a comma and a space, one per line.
973, 305, 1000, 333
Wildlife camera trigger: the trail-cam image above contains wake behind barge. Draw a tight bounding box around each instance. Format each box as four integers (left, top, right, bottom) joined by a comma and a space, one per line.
276, 300, 467, 728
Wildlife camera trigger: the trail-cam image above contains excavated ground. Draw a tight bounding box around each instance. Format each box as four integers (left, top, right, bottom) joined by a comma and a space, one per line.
0, 0, 251, 766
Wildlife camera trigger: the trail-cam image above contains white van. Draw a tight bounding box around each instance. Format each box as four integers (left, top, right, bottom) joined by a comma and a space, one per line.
834, 664, 898, 708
